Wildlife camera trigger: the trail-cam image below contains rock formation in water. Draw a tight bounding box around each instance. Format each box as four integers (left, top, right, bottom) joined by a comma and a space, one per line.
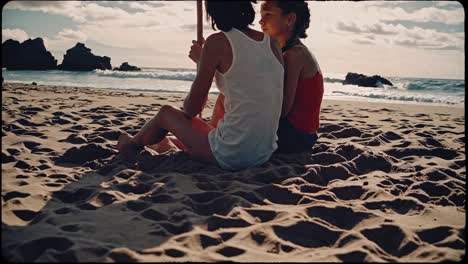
113, 62, 141, 71
2, 38, 57, 70
58, 43, 111, 71
343, 72, 393, 87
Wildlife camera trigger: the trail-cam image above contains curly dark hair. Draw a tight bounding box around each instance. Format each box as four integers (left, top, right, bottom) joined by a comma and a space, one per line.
276, 0, 310, 38
206, 1, 257, 32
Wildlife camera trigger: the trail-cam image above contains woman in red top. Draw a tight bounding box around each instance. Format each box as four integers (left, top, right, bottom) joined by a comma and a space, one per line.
261, 0, 323, 153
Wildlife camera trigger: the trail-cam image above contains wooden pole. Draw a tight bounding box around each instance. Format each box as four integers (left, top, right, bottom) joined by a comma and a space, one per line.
197, 0, 203, 46
197, 0, 203, 119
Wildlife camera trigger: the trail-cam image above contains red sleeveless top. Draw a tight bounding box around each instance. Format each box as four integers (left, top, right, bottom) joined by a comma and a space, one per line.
287, 71, 324, 133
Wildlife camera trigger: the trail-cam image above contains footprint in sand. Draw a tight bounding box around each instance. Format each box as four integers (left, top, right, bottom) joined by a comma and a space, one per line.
3, 191, 30, 201
273, 220, 343, 248
55, 143, 116, 165
60, 224, 81, 232
88, 192, 120, 207
163, 249, 185, 258
331, 127, 362, 138
361, 224, 419, 257
329, 185, 368, 200
31, 147, 55, 155
59, 134, 88, 144
185, 194, 253, 216
2, 152, 16, 163
160, 221, 192, 235
216, 246, 245, 257
335, 144, 364, 160
416, 226, 455, 245
206, 214, 251, 231
125, 200, 151, 212
53, 188, 96, 204
363, 198, 424, 215
418, 138, 444, 148
306, 205, 377, 230
14, 237, 75, 262
410, 181, 451, 198
311, 152, 347, 165
254, 184, 302, 205
13, 160, 35, 170
12, 209, 40, 221
244, 209, 277, 223
115, 181, 152, 194
140, 208, 168, 222
15, 118, 43, 127
50, 117, 73, 125
199, 234, 222, 249
336, 250, 368, 262
384, 147, 458, 160
318, 124, 343, 133
187, 191, 225, 203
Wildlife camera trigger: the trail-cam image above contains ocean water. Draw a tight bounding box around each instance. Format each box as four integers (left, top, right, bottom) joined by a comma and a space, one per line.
2, 67, 464, 106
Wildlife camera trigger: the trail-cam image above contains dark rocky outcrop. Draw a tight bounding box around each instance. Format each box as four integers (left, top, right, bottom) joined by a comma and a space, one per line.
113, 62, 141, 71
343, 72, 393, 88
2, 38, 57, 70
58, 43, 111, 71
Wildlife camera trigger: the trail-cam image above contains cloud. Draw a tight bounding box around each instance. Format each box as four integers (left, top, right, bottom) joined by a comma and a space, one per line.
391, 27, 464, 51
352, 39, 374, 45
435, 1, 463, 10
366, 23, 399, 35
41, 29, 88, 57
180, 23, 214, 32
2, 28, 30, 42
127, 2, 164, 11
336, 21, 362, 34
4, 1, 86, 22
336, 22, 399, 35
57, 29, 87, 42
368, 5, 464, 25
328, 1, 463, 52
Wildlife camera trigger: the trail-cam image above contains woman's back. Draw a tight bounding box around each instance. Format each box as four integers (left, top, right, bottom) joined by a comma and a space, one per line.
208, 28, 284, 170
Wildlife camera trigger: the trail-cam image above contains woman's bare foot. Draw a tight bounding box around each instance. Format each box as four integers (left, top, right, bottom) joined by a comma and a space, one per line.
148, 137, 180, 153
116, 132, 140, 159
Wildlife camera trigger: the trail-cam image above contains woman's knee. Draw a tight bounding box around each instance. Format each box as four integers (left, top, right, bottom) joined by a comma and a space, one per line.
159, 105, 176, 116
157, 105, 179, 123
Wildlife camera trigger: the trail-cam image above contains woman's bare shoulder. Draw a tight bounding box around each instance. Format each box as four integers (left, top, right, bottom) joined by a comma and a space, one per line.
283, 45, 305, 63
206, 32, 226, 43
204, 32, 229, 51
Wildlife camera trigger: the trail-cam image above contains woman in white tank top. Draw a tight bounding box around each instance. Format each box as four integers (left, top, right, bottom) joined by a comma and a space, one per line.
117, 0, 284, 171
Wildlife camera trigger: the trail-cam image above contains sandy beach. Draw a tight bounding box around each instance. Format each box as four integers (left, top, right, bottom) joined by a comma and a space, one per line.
1, 82, 465, 262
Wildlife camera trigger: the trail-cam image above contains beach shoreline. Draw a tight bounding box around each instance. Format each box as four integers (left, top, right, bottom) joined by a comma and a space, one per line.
2, 82, 465, 262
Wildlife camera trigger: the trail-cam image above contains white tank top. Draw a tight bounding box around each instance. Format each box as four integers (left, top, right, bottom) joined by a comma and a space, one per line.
208, 28, 284, 170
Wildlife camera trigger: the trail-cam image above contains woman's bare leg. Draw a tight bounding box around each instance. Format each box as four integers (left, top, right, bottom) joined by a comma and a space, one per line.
147, 94, 224, 153
117, 105, 216, 164
162, 94, 224, 151
147, 136, 180, 153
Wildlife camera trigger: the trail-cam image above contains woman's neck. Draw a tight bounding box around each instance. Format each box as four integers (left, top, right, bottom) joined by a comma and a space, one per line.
238, 26, 251, 33
280, 35, 301, 52
277, 32, 299, 50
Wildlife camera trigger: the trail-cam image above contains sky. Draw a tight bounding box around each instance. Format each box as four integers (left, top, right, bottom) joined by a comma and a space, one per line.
1, 0, 465, 79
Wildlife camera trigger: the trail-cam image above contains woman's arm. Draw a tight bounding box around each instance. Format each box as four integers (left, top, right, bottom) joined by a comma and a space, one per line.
281, 48, 304, 117
210, 93, 225, 128
183, 34, 220, 118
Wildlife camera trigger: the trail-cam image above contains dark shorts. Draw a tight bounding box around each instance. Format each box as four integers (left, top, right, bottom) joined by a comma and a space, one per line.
276, 117, 318, 154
